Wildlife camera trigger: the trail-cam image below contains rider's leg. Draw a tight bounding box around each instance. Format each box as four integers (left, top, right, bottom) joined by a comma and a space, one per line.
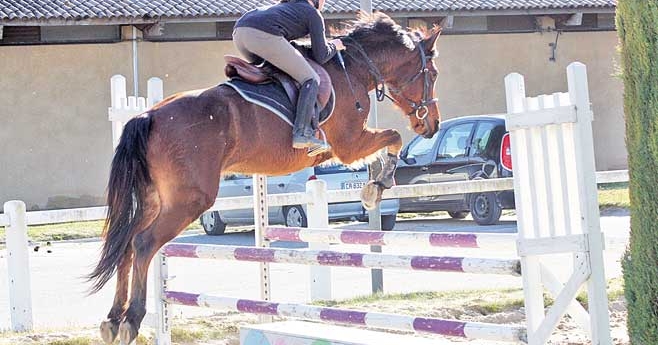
292, 79, 327, 149
236, 28, 331, 154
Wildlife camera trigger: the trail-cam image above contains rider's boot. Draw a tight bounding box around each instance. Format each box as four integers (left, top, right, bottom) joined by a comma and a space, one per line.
292, 79, 331, 156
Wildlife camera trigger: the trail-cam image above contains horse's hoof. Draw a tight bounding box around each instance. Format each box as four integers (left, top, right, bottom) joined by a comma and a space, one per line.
100, 319, 119, 344
119, 320, 138, 345
360, 181, 382, 210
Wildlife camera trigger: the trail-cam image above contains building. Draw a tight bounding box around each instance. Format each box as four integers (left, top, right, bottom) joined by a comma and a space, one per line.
0, 0, 621, 210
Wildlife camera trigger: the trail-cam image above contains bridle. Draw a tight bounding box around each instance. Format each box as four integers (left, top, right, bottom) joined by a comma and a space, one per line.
342, 38, 438, 130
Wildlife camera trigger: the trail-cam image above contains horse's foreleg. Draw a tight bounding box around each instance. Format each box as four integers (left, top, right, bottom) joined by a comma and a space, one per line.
332, 128, 402, 210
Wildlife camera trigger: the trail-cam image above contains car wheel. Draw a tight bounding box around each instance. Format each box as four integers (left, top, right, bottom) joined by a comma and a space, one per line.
470, 192, 502, 225
284, 205, 307, 228
200, 211, 227, 236
448, 211, 469, 219
381, 214, 396, 231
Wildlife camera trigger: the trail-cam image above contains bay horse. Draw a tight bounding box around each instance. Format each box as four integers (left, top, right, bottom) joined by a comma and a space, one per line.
89, 13, 441, 345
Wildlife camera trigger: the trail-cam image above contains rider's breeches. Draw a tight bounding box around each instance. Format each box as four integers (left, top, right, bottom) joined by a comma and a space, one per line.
232, 27, 320, 85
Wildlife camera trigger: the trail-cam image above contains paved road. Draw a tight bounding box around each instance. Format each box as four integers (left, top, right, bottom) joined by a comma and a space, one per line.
0, 214, 629, 331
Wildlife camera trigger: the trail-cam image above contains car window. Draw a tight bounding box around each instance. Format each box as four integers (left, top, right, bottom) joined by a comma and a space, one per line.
406, 135, 439, 160
436, 123, 474, 159
223, 173, 251, 180
473, 122, 507, 159
315, 164, 366, 175
470, 122, 497, 157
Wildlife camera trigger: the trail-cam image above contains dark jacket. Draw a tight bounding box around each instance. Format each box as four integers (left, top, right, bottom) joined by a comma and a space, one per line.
234, 0, 337, 64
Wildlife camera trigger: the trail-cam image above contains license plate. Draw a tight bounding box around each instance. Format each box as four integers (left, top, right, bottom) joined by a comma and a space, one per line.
342, 180, 366, 189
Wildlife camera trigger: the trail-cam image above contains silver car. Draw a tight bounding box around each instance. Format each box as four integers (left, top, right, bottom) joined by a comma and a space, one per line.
200, 164, 400, 235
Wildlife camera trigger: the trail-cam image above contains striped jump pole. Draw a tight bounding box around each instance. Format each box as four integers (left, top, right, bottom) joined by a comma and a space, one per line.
266, 226, 517, 249
163, 243, 521, 276
165, 291, 528, 343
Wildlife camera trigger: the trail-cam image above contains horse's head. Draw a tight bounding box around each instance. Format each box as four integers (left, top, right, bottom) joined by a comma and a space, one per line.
344, 14, 442, 138
388, 28, 441, 139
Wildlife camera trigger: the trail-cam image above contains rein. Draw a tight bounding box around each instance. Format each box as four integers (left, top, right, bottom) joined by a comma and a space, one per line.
341, 37, 438, 125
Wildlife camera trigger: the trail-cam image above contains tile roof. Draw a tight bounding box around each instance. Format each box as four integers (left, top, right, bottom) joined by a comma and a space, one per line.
0, 0, 617, 23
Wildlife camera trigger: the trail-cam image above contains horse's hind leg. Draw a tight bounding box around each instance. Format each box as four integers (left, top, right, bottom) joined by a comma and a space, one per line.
118, 190, 214, 345
99, 246, 133, 344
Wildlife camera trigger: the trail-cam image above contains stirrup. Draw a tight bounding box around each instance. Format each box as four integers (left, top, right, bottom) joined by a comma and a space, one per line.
307, 143, 331, 156
306, 129, 331, 156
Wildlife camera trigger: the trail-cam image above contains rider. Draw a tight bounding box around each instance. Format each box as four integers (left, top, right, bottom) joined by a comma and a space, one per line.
232, 0, 345, 155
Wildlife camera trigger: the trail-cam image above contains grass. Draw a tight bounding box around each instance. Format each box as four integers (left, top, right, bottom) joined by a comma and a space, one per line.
0, 219, 203, 246
598, 182, 630, 209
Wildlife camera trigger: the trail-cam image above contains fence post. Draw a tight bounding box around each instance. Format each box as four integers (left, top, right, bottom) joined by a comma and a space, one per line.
4, 200, 33, 331
109, 75, 127, 149
147, 77, 164, 108
566, 62, 611, 344
504, 73, 545, 337
306, 180, 332, 301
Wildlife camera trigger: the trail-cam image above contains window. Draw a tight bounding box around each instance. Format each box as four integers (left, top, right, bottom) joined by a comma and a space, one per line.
436, 123, 474, 159
597, 13, 616, 29
0, 25, 120, 45
315, 164, 365, 175
0, 26, 40, 44
144, 22, 235, 42
487, 16, 536, 33
406, 135, 439, 161
470, 122, 497, 157
449, 16, 487, 33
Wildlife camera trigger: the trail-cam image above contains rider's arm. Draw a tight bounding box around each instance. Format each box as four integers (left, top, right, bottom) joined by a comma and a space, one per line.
307, 9, 337, 64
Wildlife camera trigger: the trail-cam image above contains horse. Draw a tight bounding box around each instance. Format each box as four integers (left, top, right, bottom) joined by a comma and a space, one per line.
88, 13, 441, 345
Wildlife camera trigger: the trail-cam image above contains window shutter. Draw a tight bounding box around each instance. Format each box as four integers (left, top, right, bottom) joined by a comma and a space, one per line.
1, 26, 40, 44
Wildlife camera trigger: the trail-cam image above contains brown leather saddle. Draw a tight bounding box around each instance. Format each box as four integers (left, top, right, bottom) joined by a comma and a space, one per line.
224, 55, 333, 109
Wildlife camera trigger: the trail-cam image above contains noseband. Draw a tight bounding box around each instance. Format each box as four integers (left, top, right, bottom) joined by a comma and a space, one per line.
342, 38, 438, 132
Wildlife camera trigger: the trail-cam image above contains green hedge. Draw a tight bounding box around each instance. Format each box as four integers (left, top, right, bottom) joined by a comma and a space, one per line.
617, 2, 658, 343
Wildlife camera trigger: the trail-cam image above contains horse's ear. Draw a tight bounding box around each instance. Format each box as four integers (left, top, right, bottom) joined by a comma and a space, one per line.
423, 26, 441, 53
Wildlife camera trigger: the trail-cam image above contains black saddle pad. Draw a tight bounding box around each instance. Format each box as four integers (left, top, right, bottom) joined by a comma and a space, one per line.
223, 78, 335, 126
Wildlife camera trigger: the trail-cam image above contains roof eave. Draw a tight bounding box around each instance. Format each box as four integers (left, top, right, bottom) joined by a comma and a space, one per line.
0, 7, 616, 26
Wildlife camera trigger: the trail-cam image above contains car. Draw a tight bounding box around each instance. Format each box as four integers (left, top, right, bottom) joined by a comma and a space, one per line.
200, 164, 400, 235
394, 114, 514, 225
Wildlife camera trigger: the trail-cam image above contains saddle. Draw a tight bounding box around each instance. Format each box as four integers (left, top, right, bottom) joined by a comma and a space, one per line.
224, 55, 333, 111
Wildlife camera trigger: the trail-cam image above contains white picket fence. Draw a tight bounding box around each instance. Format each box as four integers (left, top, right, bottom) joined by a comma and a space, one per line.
1, 63, 626, 344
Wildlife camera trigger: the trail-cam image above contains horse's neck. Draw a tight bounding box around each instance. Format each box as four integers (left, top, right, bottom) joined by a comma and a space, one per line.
333, 55, 385, 92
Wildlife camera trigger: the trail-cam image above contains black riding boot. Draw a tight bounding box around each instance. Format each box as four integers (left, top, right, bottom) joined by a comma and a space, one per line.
293, 79, 331, 155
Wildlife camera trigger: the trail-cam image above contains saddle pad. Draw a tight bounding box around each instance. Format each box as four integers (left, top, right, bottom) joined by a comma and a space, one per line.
223, 79, 335, 127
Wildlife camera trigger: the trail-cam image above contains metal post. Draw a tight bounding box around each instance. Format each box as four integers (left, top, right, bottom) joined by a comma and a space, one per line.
369, 206, 383, 294
152, 253, 171, 344
253, 174, 273, 322
4, 200, 33, 331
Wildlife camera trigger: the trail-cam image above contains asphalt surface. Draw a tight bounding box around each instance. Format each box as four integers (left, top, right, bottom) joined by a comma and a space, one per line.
0, 213, 630, 331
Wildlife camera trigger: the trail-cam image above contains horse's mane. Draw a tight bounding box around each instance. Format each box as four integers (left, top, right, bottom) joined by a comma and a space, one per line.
343, 13, 437, 56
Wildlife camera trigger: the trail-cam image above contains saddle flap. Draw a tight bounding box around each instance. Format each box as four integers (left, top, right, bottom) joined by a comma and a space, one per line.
224, 55, 269, 84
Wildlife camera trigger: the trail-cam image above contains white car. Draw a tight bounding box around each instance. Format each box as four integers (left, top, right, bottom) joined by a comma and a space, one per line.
200, 164, 400, 235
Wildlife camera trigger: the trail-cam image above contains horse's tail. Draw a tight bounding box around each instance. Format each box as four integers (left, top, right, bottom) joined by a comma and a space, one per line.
87, 115, 152, 293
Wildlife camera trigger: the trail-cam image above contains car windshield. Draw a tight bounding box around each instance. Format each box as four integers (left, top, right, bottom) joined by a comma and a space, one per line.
406, 136, 439, 159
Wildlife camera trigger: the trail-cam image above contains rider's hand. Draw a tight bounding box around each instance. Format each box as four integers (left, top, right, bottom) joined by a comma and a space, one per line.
330, 39, 346, 51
